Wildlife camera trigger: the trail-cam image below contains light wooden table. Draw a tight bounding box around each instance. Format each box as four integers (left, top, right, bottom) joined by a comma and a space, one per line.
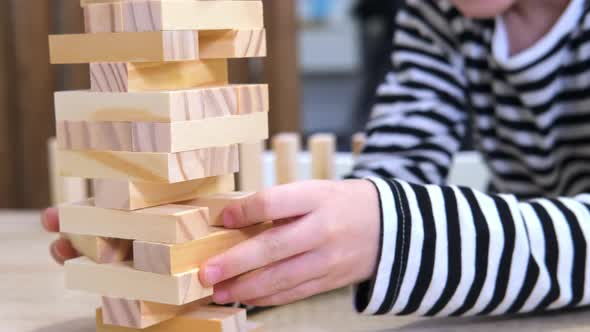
2, 211, 589, 332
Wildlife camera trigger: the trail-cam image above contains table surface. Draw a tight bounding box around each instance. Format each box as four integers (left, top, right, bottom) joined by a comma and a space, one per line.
2, 210, 590, 332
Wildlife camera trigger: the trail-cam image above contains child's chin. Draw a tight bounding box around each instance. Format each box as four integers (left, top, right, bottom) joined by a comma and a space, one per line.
451, 0, 516, 18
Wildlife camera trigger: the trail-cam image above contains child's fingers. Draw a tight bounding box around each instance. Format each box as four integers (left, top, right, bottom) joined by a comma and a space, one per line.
200, 215, 326, 287
223, 181, 330, 229
41, 207, 60, 233
212, 250, 329, 304
50, 238, 79, 265
242, 277, 329, 307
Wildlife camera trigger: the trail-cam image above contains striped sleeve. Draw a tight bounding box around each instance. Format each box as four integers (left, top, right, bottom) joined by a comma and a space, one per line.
355, 177, 590, 316
351, 0, 468, 185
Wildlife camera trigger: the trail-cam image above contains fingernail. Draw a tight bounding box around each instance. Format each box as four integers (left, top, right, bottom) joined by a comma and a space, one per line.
50, 243, 65, 264
203, 265, 222, 285
213, 290, 230, 304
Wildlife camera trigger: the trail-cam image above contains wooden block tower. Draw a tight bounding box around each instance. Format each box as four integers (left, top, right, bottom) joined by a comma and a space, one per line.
49, 0, 269, 330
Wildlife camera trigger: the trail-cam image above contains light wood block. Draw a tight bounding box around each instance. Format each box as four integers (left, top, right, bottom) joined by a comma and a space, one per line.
309, 133, 336, 180
56, 113, 268, 153
352, 132, 366, 157
60, 199, 220, 244
47, 137, 88, 205
57, 146, 239, 183
56, 121, 133, 151
187, 192, 254, 226
272, 133, 300, 184
84, 1, 264, 33
66, 257, 212, 305
68, 234, 132, 263
90, 60, 228, 93
93, 175, 235, 210
132, 112, 269, 153
101, 296, 212, 329
199, 29, 266, 59
246, 322, 265, 332
134, 222, 273, 275
54, 84, 268, 122
238, 141, 264, 192
236, 84, 269, 115
50, 138, 125, 263
96, 305, 247, 332
49, 29, 266, 64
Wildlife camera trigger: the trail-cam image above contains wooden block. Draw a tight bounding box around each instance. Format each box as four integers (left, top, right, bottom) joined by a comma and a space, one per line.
90, 60, 228, 93
96, 305, 247, 332
56, 113, 269, 153
66, 257, 212, 305
57, 146, 239, 183
56, 121, 133, 151
199, 29, 266, 59
272, 133, 300, 184
93, 174, 235, 210
101, 296, 212, 329
54, 85, 268, 122
352, 132, 366, 157
49, 29, 266, 64
187, 192, 254, 226
132, 112, 269, 153
309, 133, 336, 180
84, 1, 264, 33
47, 137, 88, 205
134, 222, 273, 275
238, 141, 264, 192
60, 199, 221, 244
67, 234, 132, 263
246, 322, 265, 332
236, 84, 269, 115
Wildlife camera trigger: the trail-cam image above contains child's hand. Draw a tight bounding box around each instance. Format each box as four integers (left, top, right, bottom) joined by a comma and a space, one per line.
41, 207, 80, 264
199, 179, 381, 307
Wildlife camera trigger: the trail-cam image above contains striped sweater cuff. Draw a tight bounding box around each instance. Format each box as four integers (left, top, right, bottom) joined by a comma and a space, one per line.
354, 176, 403, 315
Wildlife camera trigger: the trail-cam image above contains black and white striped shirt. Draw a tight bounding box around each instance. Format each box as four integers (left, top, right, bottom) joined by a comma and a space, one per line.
352, 0, 590, 316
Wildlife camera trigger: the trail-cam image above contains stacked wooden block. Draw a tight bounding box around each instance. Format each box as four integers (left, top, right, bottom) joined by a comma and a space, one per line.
49, 0, 269, 331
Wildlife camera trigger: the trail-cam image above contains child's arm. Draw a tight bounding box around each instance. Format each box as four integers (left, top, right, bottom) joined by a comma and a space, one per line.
352, 0, 469, 186
353, 178, 590, 316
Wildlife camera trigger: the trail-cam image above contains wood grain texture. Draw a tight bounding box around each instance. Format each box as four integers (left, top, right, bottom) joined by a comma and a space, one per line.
272, 133, 300, 184
84, 1, 264, 33
90, 60, 228, 93
309, 133, 336, 180
133, 222, 273, 275
92, 174, 235, 210
132, 112, 269, 153
66, 257, 212, 305
188, 192, 254, 226
54, 84, 267, 122
60, 199, 219, 244
57, 146, 239, 183
199, 29, 266, 59
101, 296, 213, 329
56, 121, 133, 151
97, 305, 247, 332
238, 141, 264, 191
68, 234, 132, 263
237, 84, 269, 115
50, 29, 265, 64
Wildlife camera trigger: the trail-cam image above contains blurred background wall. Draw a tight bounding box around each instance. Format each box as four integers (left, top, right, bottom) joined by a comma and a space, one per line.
0, 0, 402, 208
